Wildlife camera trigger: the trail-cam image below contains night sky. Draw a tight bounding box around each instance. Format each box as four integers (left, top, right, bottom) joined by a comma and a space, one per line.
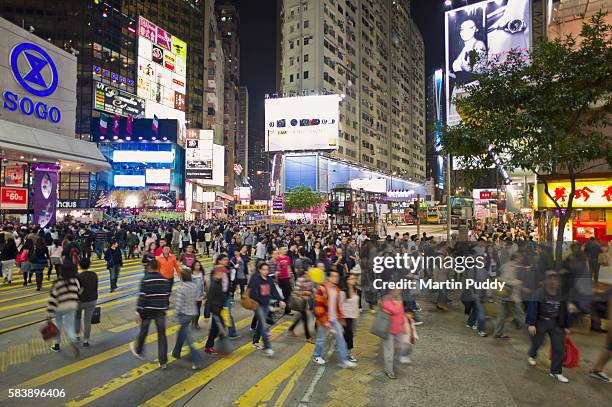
234, 0, 448, 147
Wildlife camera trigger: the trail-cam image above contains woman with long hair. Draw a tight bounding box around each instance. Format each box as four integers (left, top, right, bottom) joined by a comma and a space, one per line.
191, 260, 206, 329
47, 263, 81, 356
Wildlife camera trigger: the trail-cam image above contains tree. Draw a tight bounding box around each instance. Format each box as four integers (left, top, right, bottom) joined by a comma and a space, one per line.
284, 186, 324, 213
443, 12, 612, 267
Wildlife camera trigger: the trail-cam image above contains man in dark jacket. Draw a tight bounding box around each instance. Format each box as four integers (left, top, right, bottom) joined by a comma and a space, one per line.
130, 259, 171, 369
76, 259, 98, 347
526, 271, 571, 383
104, 241, 123, 292
249, 262, 285, 356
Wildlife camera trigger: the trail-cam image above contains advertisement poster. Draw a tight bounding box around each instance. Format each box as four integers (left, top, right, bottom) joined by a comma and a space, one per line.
185, 129, 214, 179
445, 0, 531, 125
94, 81, 145, 117
137, 16, 187, 113
265, 95, 340, 152
33, 169, 58, 227
91, 190, 176, 209
0, 187, 28, 209
3, 165, 25, 187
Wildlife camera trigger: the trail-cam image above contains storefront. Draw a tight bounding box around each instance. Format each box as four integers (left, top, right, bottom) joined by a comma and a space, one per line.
0, 18, 108, 224
535, 176, 612, 243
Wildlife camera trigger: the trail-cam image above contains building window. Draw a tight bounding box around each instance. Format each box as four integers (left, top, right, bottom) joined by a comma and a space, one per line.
304, 37, 310, 45
290, 25, 294, 33
289, 40, 294, 49
304, 20, 309, 29
290, 74, 294, 82
304, 54, 309, 62
304, 71, 309, 79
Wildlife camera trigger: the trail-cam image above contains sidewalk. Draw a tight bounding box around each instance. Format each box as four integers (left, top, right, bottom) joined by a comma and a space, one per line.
286, 296, 612, 407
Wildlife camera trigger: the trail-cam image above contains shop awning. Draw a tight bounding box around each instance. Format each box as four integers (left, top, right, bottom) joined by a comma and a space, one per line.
0, 119, 109, 170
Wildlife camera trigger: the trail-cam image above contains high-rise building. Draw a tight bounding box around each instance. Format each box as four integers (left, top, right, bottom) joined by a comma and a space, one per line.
249, 137, 267, 199
0, 0, 211, 137
237, 86, 249, 177
217, 1, 241, 191
277, 0, 426, 184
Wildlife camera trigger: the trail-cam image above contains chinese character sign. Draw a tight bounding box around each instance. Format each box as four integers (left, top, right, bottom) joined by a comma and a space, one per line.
537, 180, 612, 208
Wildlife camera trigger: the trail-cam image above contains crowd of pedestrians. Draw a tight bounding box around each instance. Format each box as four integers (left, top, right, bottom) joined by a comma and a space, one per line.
0, 217, 609, 385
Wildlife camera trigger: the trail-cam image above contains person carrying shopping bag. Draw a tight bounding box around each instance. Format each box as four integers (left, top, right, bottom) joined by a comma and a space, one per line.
47, 264, 81, 356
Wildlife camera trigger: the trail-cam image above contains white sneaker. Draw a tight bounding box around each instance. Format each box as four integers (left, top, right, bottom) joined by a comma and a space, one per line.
399, 356, 412, 364
312, 356, 326, 365
527, 357, 537, 366
549, 373, 569, 383
339, 360, 357, 369
264, 348, 275, 358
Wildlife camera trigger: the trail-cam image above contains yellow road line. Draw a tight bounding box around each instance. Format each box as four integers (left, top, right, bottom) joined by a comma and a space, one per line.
273, 368, 304, 407
140, 321, 293, 407
234, 343, 313, 407
0, 273, 145, 312
2, 322, 184, 401
67, 317, 253, 407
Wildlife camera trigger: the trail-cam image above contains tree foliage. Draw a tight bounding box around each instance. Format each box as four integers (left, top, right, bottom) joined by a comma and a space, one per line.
284, 186, 324, 212
443, 12, 612, 265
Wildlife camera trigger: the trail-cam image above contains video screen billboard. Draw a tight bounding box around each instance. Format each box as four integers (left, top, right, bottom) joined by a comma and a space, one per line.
94, 81, 145, 117
137, 16, 187, 115
265, 95, 340, 152
445, 0, 531, 125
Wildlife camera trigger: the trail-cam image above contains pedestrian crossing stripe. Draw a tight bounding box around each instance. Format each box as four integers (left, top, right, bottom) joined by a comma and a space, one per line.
65, 317, 253, 407
233, 342, 313, 407
140, 321, 294, 407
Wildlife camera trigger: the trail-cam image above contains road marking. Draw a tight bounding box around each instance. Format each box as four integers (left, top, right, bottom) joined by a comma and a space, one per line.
140, 321, 293, 407
0, 323, 183, 401
66, 317, 253, 407
234, 343, 313, 407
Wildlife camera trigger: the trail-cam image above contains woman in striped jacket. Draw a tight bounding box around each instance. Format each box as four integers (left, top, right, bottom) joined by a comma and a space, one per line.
47, 263, 81, 356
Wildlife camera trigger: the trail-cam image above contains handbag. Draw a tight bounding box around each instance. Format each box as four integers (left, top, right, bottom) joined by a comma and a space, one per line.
16, 249, 29, 264
550, 337, 580, 368
598, 252, 609, 266
288, 293, 306, 312
40, 318, 58, 341
370, 310, 390, 339
240, 292, 259, 311
91, 307, 101, 324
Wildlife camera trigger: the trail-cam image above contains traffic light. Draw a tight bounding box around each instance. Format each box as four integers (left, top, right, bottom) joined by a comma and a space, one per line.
325, 201, 332, 214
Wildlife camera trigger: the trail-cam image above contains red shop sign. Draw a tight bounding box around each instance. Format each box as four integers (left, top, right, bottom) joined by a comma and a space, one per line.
0, 187, 28, 209
480, 191, 492, 200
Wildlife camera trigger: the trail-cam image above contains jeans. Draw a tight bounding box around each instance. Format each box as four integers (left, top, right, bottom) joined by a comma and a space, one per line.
467, 300, 486, 332
528, 319, 565, 374
224, 296, 237, 337
134, 312, 168, 365
493, 301, 524, 337
109, 266, 120, 290
252, 306, 272, 350
313, 319, 349, 363
1, 260, 15, 282
54, 309, 77, 345
173, 313, 203, 364
95, 242, 105, 260
75, 300, 97, 340
383, 333, 406, 374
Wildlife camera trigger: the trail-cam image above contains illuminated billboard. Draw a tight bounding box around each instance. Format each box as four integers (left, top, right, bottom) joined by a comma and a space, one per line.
137, 16, 187, 119
185, 129, 224, 186
445, 0, 531, 125
265, 95, 340, 152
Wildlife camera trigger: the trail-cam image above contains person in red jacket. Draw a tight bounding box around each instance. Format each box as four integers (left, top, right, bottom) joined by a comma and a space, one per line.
311, 269, 356, 368
277, 247, 293, 315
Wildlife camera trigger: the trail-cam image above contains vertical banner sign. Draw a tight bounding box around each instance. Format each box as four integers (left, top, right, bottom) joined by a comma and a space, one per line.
272, 196, 285, 214
33, 169, 58, 227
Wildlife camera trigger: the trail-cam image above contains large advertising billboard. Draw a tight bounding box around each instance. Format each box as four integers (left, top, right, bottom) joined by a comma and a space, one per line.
91, 189, 176, 209
265, 95, 340, 152
94, 81, 145, 117
137, 16, 187, 120
445, 0, 531, 125
32, 169, 58, 227
185, 129, 224, 185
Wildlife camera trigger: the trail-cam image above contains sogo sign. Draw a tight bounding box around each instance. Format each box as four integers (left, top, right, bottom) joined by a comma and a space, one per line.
0, 187, 28, 209
2, 43, 61, 123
